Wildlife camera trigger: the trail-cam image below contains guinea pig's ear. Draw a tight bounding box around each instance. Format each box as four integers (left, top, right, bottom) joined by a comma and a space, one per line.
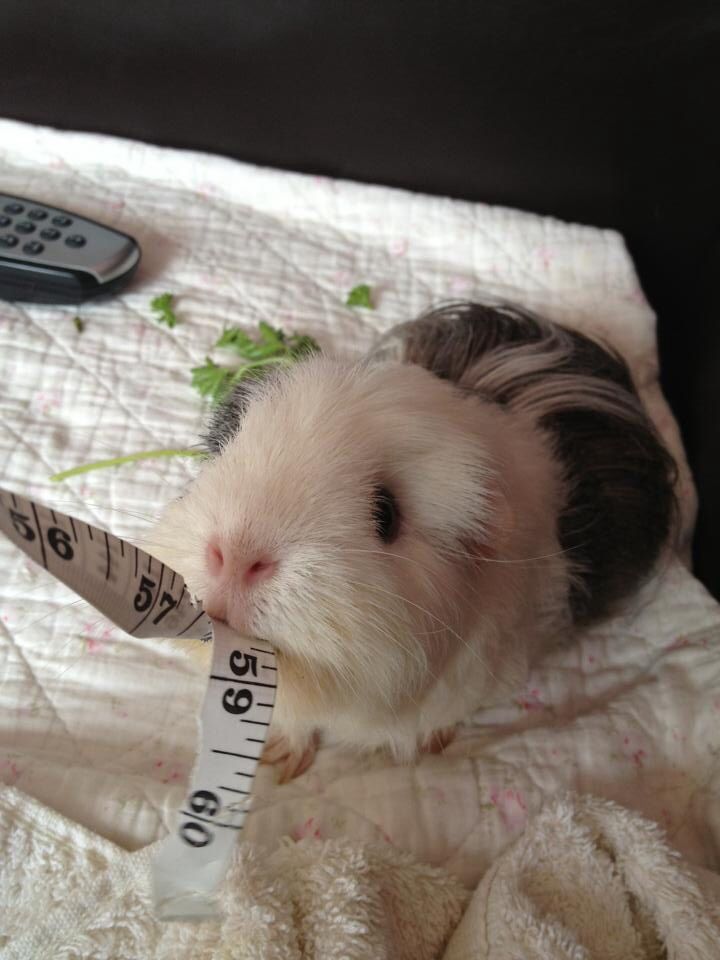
201, 373, 270, 454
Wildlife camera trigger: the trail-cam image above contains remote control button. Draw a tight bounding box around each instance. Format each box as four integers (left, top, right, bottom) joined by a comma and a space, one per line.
23, 241, 44, 256
4, 202, 24, 215
0, 216, 10, 227
52, 215, 73, 227
27, 208, 48, 220
0, 234, 19, 247
14, 221, 36, 234
65, 234, 86, 248
40, 227, 61, 241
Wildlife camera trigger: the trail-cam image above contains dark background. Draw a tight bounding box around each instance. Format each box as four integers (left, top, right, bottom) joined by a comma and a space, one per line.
3, 0, 719, 596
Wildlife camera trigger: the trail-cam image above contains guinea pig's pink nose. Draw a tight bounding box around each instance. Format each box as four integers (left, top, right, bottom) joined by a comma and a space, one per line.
243, 557, 277, 586
206, 540, 225, 577
205, 538, 277, 587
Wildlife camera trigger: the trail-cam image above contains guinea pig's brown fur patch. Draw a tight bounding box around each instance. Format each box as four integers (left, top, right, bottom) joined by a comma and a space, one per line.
374, 301, 678, 624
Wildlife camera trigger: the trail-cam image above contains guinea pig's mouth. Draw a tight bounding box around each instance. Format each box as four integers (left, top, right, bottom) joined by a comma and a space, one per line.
204, 609, 227, 626
203, 606, 279, 652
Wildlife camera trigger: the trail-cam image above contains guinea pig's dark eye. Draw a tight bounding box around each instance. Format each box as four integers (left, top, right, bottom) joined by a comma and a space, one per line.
373, 486, 401, 544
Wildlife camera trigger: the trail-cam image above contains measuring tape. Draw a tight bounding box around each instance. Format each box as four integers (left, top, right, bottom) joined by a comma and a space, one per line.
0, 486, 276, 920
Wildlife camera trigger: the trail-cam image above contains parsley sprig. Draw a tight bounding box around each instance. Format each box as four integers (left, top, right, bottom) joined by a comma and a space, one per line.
346, 284, 373, 309
51, 302, 320, 481
151, 292, 179, 328
191, 321, 320, 405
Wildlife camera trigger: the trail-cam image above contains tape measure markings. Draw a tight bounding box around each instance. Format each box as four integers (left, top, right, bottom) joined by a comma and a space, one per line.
212, 748, 262, 760
178, 608, 208, 636
179, 810, 244, 829
0, 486, 276, 920
130, 560, 168, 634
29, 502, 48, 568
0, 486, 212, 639
209, 675, 277, 688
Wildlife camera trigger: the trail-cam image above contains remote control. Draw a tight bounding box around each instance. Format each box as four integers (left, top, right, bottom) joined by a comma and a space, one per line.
0, 194, 141, 304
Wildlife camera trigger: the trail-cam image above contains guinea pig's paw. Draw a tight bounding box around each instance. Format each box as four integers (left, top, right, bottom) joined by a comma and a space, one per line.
419, 725, 457, 756
261, 731, 319, 783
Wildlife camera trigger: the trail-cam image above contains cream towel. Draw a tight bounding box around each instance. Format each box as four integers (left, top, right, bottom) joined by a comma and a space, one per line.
445, 793, 720, 960
2, 786, 719, 959
0, 786, 467, 960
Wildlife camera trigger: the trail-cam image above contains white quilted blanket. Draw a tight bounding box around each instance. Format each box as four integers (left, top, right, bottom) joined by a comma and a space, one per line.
0, 118, 718, 892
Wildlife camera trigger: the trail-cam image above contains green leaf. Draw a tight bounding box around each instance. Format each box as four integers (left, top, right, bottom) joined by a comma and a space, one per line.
215, 325, 285, 361
215, 327, 255, 352
198, 323, 321, 404
346, 284, 373, 309
191, 357, 234, 405
151, 292, 179, 328
258, 321, 286, 347
51, 321, 322, 483
227, 358, 284, 388
286, 333, 321, 358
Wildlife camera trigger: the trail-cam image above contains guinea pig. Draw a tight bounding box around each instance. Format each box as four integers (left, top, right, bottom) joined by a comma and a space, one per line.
149, 301, 677, 781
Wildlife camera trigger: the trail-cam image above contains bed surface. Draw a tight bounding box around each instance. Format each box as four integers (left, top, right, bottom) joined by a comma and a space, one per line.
0, 118, 716, 886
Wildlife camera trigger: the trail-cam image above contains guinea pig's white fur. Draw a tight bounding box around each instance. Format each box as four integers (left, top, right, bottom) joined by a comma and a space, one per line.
149, 356, 569, 762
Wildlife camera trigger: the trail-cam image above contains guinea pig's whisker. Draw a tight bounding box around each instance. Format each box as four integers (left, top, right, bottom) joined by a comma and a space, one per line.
357, 580, 458, 637
118, 534, 169, 548
482, 547, 582, 565
361, 605, 431, 678
342, 547, 441, 578
13, 597, 89, 635
49, 656, 90, 684
356, 581, 466, 655
131, 535, 197, 554
440, 541, 584, 567
310, 582, 431, 705
340, 547, 484, 608
349, 591, 427, 655
46, 500, 161, 526
133, 529, 203, 548
351, 626, 423, 710
355, 579, 501, 683
6, 578, 85, 600
7, 606, 100, 670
